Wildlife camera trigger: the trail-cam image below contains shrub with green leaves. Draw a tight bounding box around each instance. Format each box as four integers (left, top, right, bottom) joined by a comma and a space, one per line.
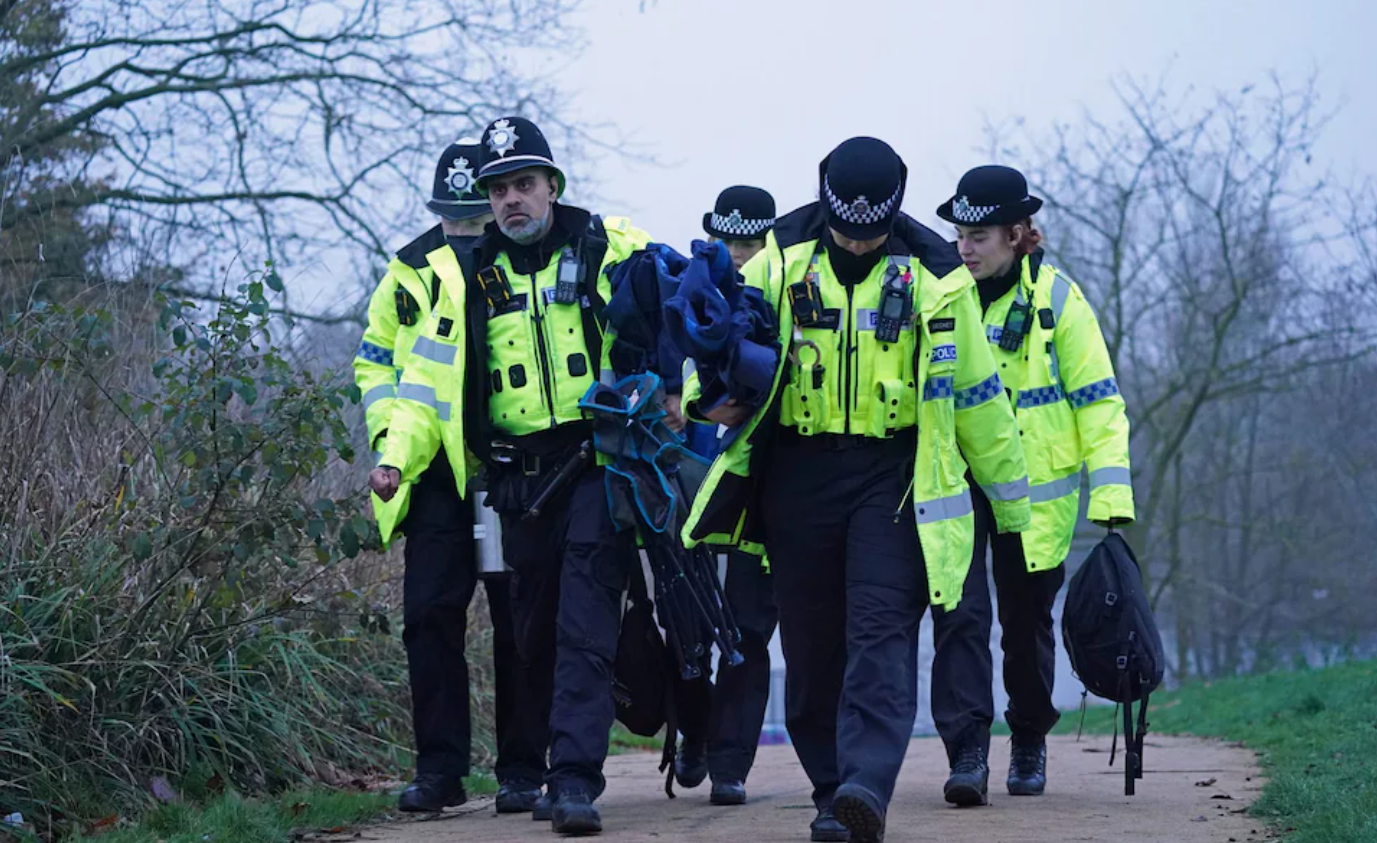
0, 268, 411, 830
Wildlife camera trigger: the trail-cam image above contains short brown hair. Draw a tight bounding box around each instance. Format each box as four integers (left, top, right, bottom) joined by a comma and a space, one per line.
1005, 218, 1043, 256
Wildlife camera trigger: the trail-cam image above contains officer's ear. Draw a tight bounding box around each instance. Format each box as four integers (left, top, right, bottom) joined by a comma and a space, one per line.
546, 173, 559, 199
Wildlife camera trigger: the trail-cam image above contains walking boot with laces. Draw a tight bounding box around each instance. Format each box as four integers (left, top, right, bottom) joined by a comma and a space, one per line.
674, 738, 709, 789
943, 742, 990, 806
397, 774, 467, 813
1007, 735, 1048, 796
551, 790, 602, 835
810, 803, 850, 842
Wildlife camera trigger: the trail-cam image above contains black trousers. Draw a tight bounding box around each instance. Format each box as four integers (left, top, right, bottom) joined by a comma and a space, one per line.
676, 551, 779, 783
930, 483, 1065, 764
502, 466, 636, 799
401, 456, 544, 784
761, 434, 927, 812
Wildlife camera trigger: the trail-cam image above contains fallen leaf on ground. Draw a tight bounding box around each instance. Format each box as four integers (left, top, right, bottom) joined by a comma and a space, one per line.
1195, 777, 1217, 786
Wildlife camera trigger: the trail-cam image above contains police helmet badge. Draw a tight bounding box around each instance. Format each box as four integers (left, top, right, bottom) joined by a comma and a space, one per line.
726, 209, 743, 228
487, 119, 519, 157
445, 157, 474, 199
849, 195, 871, 219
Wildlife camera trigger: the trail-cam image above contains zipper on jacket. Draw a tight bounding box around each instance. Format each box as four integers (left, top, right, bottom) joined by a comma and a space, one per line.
530, 272, 558, 428
843, 283, 855, 433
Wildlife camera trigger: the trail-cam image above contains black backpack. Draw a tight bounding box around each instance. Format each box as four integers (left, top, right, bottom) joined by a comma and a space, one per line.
1061, 532, 1165, 795
611, 565, 669, 738
610, 564, 690, 798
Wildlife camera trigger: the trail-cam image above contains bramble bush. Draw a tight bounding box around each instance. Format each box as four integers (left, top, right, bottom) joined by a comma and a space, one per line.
0, 268, 419, 833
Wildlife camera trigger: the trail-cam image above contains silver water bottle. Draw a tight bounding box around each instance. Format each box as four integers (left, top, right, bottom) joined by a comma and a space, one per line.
473, 490, 511, 576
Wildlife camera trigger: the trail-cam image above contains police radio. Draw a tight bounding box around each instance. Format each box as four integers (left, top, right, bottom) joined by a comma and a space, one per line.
477, 264, 515, 316
788, 278, 824, 327
554, 249, 584, 305
875, 263, 913, 344
999, 296, 1033, 351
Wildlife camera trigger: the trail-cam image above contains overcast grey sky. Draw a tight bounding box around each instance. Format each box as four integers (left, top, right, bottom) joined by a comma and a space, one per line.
544, 0, 1377, 249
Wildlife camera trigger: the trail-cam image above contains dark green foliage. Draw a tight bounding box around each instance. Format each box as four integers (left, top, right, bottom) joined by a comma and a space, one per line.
0, 266, 412, 834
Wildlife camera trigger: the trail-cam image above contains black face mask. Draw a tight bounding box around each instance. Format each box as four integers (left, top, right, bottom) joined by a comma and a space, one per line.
445, 234, 479, 255
825, 237, 886, 285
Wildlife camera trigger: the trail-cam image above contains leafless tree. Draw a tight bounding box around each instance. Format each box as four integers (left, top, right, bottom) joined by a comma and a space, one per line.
998, 75, 1377, 678
1, 0, 597, 318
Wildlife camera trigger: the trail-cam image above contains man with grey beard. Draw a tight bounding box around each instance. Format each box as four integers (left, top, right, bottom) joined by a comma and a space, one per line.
447, 116, 665, 835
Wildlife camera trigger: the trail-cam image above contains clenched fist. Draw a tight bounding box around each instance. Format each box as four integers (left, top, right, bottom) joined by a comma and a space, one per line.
369, 466, 402, 502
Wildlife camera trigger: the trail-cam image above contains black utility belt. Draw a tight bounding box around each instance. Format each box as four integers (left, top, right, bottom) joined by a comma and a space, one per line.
777, 426, 917, 452
487, 425, 591, 473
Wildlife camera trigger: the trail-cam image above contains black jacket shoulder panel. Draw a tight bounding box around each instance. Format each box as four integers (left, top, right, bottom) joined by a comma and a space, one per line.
1028, 247, 1046, 281
891, 214, 963, 278
771, 202, 828, 250
394, 224, 447, 270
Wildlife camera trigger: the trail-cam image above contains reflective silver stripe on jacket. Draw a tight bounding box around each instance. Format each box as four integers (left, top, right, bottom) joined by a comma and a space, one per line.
362, 383, 395, 411
1089, 466, 1132, 490
914, 489, 973, 524
1029, 473, 1079, 503
411, 335, 457, 366
981, 476, 1030, 502
1051, 274, 1072, 321
397, 382, 451, 421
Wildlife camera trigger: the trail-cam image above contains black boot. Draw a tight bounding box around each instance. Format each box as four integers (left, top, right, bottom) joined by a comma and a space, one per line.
532, 791, 554, 822
674, 738, 709, 789
551, 790, 602, 835
709, 779, 747, 806
496, 782, 542, 814
810, 804, 850, 843
832, 783, 885, 843
943, 743, 990, 807
1007, 735, 1048, 796
397, 774, 467, 812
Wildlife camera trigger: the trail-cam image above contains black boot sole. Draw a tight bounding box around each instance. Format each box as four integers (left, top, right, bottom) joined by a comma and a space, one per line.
397, 790, 467, 813
943, 780, 990, 807
398, 797, 466, 813
833, 793, 884, 843
709, 789, 747, 806
551, 817, 603, 836
1007, 779, 1046, 796
551, 809, 603, 836
810, 826, 851, 843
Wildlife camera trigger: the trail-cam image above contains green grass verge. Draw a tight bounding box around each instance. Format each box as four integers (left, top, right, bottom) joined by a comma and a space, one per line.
1051, 659, 1377, 843
2, 772, 497, 843
609, 722, 664, 755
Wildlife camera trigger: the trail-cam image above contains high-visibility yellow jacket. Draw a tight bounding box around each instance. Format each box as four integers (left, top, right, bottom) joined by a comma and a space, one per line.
375, 207, 650, 542
680, 207, 1031, 611
353, 225, 451, 546
982, 250, 1134, 570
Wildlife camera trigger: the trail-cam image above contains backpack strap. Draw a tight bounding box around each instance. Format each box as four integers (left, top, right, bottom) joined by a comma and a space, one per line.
455, 241, 496, 462
581, 215, 610, 383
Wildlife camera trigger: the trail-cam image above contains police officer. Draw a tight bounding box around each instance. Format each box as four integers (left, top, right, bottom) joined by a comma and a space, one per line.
678, 139, 1031, 843
358, 139, 546, 814
672, 186, 781, 807
378, 116, 654, 835
929, 165, 1135, 804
